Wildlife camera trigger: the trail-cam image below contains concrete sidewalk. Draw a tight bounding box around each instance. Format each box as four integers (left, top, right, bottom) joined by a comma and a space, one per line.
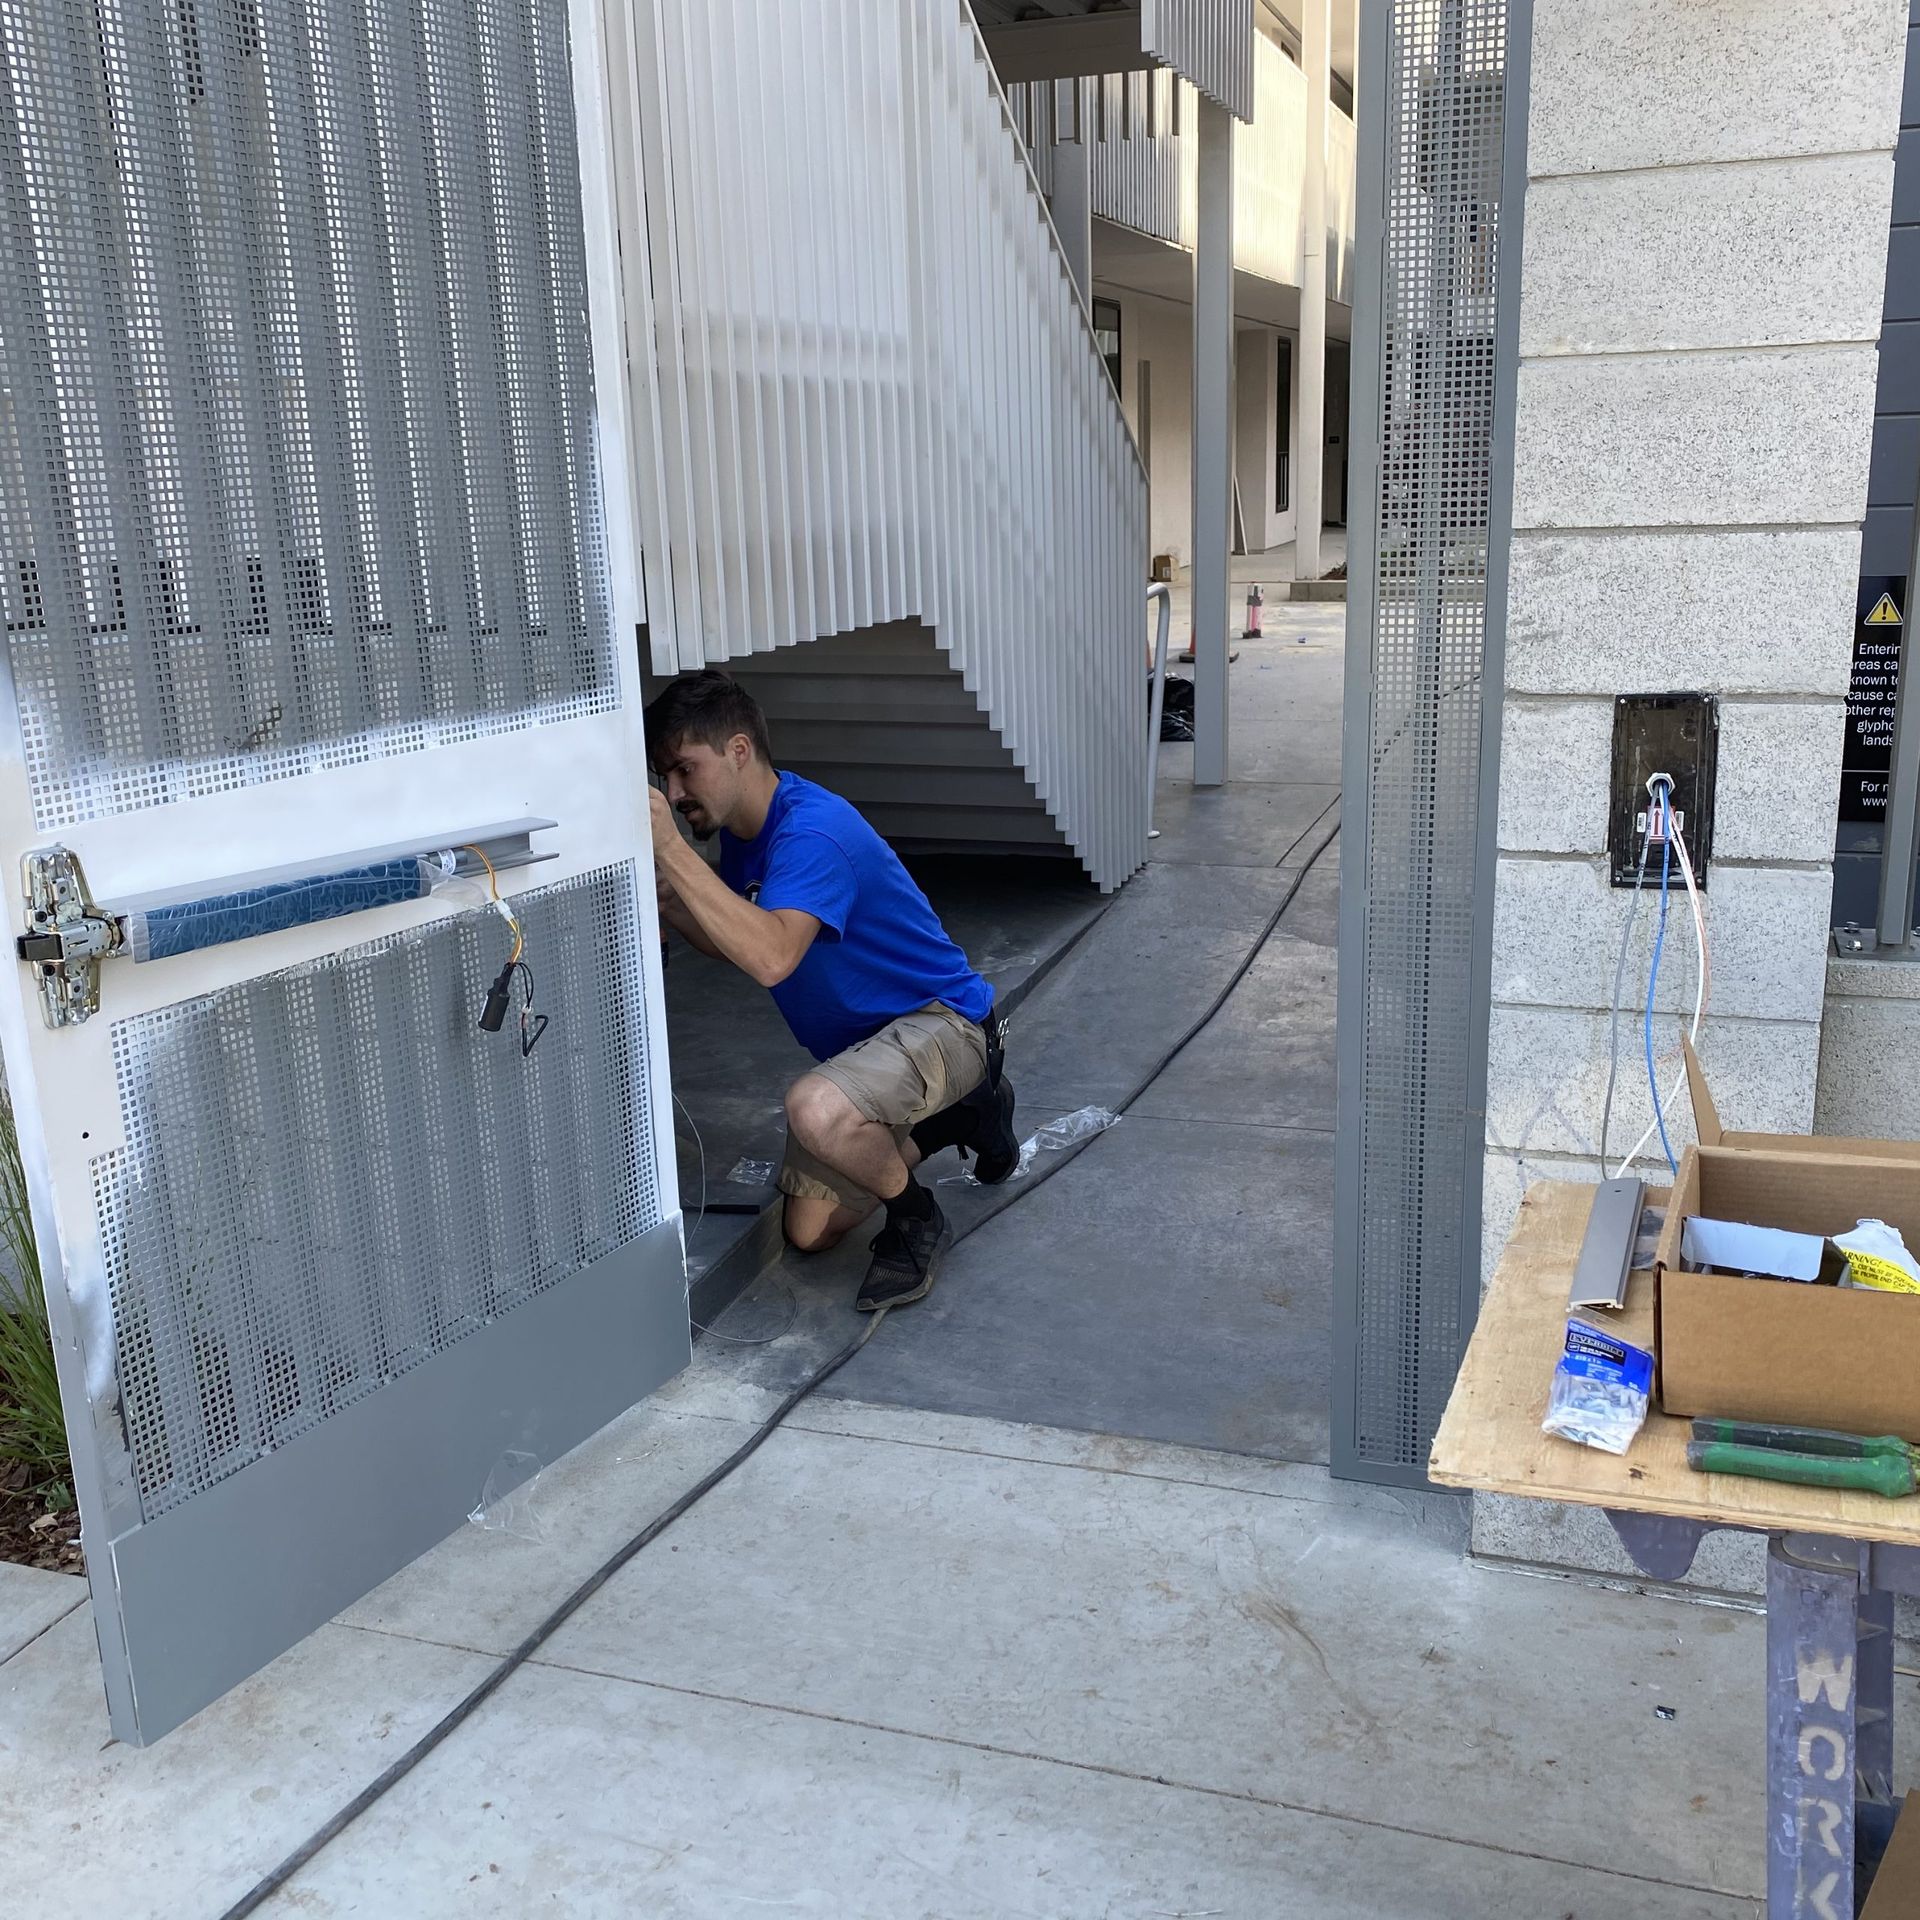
0, 1362, 1820, 1917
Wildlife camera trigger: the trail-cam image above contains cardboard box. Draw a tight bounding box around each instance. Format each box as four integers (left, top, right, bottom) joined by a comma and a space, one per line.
1653, 1145, 1920, 1442
1864, 1795, 1920, 1918
1684, 1037, 1920, 1161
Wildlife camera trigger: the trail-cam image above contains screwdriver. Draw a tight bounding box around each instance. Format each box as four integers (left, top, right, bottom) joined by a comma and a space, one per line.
1686, 1418, 1920, 1498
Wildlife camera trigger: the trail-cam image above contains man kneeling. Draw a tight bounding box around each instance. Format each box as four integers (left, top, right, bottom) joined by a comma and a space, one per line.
645, 670, 1018, 1311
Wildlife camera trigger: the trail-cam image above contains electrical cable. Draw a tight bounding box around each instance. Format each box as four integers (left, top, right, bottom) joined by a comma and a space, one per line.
1644, 829, 1678, 1174
216, 803, 1341, 1920
1613, 814, 1710, 1177
1597, 832, 1651, 1179
463, 841, 524, 966
1610, 799, 1712, 1178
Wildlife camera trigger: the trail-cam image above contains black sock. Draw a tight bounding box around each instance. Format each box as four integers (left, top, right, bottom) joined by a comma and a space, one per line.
885, 1175, 935, 1227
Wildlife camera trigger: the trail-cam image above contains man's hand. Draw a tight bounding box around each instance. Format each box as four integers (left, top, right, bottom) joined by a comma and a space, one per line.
648, 783, 681, 858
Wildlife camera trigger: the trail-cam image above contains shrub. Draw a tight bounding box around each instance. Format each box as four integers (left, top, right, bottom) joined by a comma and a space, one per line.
0, 1098, 69, 1495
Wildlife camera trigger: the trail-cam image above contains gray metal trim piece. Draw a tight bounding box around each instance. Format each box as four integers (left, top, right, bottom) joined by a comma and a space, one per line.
1331, 0, 1533, 1488
1463, 0, 1533, 1385
98, 1217, 689, 1746
1568, 1176, 1645, 1311
1329, 0, 1390, 1486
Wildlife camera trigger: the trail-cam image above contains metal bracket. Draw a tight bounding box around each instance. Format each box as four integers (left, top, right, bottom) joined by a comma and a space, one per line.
17, 846, 122, 1028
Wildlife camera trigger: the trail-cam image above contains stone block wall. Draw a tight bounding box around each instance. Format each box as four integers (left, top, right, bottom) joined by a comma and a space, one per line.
1474, 0, 1907, 1577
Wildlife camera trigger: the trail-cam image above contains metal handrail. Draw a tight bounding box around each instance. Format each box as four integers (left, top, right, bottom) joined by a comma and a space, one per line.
1146, 582, 1172, 840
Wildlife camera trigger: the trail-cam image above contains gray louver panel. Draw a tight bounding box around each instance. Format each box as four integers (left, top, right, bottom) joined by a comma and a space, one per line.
95, 864, 659, 1524
1334, 0, 1524, 1483
0, 0, 615, 830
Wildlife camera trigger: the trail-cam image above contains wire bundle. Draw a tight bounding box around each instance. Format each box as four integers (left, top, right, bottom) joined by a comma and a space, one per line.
461, 843, 546, 1056
1598, 774, 1711, 1178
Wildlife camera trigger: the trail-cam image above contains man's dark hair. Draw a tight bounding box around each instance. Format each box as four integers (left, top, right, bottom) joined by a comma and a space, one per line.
644, 669, 774, 769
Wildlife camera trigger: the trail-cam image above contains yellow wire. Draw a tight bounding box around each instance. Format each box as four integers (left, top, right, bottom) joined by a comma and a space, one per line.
462, 842, 524, 965
461, 842, 500, 898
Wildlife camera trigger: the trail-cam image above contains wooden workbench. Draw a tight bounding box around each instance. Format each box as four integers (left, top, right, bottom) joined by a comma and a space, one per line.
1430, 1177, 1920, 1549
1430, 1177, 1920, 1918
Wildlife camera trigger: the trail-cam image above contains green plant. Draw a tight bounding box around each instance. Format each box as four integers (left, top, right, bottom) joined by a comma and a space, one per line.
0, 1096, 68, 1492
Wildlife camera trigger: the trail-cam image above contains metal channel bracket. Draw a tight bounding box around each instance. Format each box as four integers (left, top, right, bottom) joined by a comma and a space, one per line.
17, 846, 121, 1029
16, 821, 556, 1030
1568, 1177, 1645, 1311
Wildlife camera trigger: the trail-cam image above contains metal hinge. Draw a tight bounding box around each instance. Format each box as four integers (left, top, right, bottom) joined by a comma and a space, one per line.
17, 847, 121, 1028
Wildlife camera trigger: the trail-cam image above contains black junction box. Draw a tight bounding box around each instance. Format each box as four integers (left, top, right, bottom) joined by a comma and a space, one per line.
1608, 693, 1718, 888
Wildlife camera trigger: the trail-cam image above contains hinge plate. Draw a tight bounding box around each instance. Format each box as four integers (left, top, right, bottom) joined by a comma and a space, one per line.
18, 847, 119, 1028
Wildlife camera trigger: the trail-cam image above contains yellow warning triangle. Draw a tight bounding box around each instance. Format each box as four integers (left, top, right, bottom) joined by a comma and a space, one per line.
1867, 591, 1903, 626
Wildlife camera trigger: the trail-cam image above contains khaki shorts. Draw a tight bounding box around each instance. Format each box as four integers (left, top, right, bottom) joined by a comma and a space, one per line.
780, 1002, 990, 1214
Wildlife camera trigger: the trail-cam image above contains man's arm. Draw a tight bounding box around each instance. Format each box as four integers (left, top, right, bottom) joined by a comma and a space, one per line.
656, 874, 724, 960
650, 788, 820, 988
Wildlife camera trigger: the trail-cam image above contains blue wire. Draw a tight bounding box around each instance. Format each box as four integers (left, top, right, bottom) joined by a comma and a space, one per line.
1645, 807, 1678, 1174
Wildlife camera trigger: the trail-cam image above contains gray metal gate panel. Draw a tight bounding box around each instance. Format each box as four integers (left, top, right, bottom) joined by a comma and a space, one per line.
1332, 0, 1530, 1485
0, 0, 683, 1743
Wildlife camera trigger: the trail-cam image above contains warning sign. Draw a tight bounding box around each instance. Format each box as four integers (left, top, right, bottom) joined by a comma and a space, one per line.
1841, 575, 1904, 822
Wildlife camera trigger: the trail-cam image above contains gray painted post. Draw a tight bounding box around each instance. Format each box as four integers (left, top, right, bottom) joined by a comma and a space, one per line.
1876, 470, 1920, 945
1047, 107, 1093, 305
1767, 1536, 1862, 1920
1191, 94, 1234, 788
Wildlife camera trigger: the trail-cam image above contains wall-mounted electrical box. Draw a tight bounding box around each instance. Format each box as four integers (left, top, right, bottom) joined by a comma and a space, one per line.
1608, 693, 1718, 888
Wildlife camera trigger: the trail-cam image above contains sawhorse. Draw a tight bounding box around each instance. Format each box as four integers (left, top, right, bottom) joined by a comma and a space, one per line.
1609, 1513, 1912, 1918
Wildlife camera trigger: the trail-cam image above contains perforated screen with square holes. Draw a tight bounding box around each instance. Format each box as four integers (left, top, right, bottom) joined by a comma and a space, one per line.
1346, 0, 1513, 1476
92, 865, 659, 1521
0, 0, 615, 830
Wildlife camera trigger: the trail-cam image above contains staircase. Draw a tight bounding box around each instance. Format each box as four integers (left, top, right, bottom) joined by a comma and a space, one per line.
610, 0, 1151, 890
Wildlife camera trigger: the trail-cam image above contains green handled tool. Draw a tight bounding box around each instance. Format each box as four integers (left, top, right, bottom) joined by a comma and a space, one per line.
1686, 1418, 1920, 1498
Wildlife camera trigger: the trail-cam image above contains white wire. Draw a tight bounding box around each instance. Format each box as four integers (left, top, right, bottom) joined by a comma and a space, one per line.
1610, 813, 1711, 1179
675, 1092, 800, 1346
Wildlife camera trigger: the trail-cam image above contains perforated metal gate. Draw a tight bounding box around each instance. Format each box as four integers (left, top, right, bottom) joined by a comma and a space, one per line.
1332, 0, 1528, 1484
0, 0, 685, 1743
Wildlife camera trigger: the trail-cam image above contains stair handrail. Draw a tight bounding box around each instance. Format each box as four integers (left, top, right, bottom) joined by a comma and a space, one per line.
1146, 581, 1172, 840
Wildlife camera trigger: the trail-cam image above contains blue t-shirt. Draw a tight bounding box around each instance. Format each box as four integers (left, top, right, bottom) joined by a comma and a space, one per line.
717, 771, 994, 1061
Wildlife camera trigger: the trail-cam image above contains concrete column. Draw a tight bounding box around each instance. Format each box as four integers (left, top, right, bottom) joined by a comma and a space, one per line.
1192, 94, 1234, 787
1048, 132, 1093, 305
1295, 0, 1330, 586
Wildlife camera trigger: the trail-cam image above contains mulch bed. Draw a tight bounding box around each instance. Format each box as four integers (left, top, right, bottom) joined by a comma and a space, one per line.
0, 1464, 83, 1575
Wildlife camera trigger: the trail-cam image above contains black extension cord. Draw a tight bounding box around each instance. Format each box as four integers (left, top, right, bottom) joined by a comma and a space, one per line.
217, 802, 1340, 1919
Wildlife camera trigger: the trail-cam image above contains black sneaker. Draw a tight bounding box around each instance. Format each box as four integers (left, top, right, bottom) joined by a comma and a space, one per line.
857, 1200, 953, 1312
968, 1074, 1020, 1186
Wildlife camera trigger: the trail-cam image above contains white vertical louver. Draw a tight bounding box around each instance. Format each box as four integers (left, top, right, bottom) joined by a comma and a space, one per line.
1011, 43, 1352, 302
613, 0, 1149, 891
1141, 0, 1255, 124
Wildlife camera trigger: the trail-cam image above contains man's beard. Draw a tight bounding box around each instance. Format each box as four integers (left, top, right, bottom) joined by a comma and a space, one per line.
679, 806, 717, 843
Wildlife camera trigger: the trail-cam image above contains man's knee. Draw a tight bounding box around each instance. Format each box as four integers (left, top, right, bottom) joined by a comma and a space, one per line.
784, 1073, 851, 1151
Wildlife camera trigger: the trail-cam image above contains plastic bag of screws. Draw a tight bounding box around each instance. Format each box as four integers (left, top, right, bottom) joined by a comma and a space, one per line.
1542, 1320, 1653, 1456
